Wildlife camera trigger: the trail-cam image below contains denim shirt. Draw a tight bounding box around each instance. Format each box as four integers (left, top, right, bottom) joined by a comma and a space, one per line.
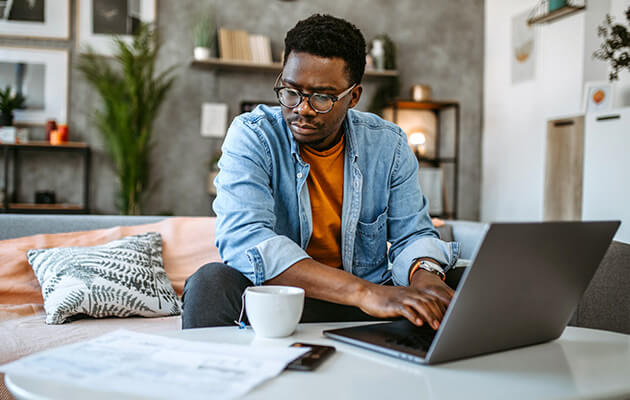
213, 105, 459, 287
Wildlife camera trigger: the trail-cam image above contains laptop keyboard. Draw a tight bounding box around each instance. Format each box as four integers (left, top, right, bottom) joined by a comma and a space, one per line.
386, 330, 435, 350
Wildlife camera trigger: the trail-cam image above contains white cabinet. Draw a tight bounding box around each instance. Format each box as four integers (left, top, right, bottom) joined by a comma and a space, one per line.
582, 107, 630, 244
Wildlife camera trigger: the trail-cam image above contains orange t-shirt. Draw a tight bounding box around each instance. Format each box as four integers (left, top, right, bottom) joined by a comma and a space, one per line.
300, 135, 345, 268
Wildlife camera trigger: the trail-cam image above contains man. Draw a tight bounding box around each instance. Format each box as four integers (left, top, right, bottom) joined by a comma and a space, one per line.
182, 14, 459, 330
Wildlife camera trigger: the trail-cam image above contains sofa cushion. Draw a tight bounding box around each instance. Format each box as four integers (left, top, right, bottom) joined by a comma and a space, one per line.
436, 224, 454, 242
0, 217, 221, 321
27, 233, 181, 324
0, 313, 181, 365
574, 240, 630, 334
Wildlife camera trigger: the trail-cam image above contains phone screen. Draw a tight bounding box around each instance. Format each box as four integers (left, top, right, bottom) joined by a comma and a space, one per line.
286, 342, 336, 371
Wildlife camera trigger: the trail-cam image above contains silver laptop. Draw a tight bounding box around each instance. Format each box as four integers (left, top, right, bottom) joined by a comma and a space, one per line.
324, 221, 620, 365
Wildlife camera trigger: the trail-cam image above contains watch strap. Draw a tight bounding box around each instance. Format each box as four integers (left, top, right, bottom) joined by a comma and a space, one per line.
409, 259, 446, 281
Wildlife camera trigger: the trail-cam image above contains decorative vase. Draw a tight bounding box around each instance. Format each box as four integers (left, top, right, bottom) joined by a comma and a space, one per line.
194, 46, 211, 60
0, 112, 13, 127
371, 39, 385, 71
410, 84, 432, 102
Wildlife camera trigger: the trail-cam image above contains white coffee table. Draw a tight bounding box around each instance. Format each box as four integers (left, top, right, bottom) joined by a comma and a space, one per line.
6, 322, 630, 400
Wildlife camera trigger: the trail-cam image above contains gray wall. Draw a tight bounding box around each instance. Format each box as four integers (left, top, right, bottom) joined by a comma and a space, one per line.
0, 0, 483, 220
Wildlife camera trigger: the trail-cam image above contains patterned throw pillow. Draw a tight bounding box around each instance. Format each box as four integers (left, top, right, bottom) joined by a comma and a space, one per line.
26, 232, 181, 324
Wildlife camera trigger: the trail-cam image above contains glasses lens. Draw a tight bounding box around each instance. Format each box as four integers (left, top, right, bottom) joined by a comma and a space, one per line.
309, 94, 333, 112
278, 88, 301, 108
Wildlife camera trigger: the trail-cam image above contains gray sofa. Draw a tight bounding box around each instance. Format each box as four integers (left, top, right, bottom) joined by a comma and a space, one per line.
1, 214, 628, 334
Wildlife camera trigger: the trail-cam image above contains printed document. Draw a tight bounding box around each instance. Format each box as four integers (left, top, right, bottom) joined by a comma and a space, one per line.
0, 329, 309, 400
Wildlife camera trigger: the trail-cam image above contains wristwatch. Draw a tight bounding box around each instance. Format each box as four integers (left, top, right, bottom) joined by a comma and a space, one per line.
410, 259, 446, 281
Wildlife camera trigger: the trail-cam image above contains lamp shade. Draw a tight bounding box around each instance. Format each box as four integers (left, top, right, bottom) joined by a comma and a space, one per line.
383, 107, 437, 159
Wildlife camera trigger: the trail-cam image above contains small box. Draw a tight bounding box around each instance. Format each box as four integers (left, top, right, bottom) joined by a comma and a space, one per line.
0, 127, 16, 143
16, 128, 29, 143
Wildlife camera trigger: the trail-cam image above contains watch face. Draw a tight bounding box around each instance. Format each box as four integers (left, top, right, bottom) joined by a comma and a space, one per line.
421, 261, 443, 272
420, 261, 445, 279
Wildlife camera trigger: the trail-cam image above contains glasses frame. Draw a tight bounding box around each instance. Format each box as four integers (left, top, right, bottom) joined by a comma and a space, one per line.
273, 73, 357, 114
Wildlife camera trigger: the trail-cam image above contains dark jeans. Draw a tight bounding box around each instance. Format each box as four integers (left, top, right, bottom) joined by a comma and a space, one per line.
181, 262, 465, 329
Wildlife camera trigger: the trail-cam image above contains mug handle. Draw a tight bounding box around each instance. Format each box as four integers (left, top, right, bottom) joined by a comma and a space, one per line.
234, 288, 249, 329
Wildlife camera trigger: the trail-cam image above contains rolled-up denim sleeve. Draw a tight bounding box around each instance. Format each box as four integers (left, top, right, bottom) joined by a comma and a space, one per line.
387, 133, 460, 287
213, 117, 310, 285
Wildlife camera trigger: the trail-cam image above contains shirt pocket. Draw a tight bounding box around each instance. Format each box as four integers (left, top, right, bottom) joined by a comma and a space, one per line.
353, 209, 388, 276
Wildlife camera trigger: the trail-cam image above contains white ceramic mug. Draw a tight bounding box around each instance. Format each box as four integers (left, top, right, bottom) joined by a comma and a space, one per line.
245, 286, 305, 338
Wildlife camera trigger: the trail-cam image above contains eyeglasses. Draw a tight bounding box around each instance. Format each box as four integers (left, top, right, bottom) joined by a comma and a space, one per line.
273, 74, 356, 114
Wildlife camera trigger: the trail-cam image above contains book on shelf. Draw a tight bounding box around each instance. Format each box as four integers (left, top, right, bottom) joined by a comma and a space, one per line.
248, 34, 272, 64
234, 29, 252, 61
218, 27, 272, 64
218, 27, 232, 60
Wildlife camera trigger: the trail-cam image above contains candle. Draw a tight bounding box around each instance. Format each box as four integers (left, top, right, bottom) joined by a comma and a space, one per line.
50, 130, 62, 145
57, 124, 68, 142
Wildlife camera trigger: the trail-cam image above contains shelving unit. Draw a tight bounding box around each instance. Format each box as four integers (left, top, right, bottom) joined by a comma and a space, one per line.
387, 100, 460, 219
190, 58, 400, 78
527, 1, 586, 26
1, 141, 91, 214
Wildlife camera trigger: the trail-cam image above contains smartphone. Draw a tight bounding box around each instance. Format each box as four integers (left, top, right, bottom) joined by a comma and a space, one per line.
286, 342, 336, 371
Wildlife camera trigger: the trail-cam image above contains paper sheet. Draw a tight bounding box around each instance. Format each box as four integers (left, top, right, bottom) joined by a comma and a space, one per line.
0, 329, 309, 400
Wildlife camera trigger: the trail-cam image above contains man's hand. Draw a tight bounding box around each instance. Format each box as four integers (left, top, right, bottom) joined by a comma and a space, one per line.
268, 258, 454, 330
357, 273, 452, 330
410, 269, 455, 309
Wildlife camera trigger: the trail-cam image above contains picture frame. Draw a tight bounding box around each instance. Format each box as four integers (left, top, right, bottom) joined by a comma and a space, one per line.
582, 81, 613, 113
0, 46, 69, 125
77, 0, 157, 56
0, 0, 70, 40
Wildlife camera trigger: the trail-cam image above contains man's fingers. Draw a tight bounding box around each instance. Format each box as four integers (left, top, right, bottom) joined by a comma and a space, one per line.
403, 297, 442, 330
434, 298, 447, 314
400, 305, 424, 327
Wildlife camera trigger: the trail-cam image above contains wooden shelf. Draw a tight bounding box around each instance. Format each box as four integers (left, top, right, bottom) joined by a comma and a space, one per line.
8, 203, 85, 211
388, 100, 459, 111
190, 58, 400, 78
387, 100, 460, 219
527, 4, 585, 26
0, 141, 88, 149
2, 143, 91, 214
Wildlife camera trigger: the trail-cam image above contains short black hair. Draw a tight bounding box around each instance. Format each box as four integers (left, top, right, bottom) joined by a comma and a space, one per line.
284, 14, 366, 85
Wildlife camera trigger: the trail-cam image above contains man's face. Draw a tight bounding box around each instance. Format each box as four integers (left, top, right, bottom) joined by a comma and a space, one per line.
279, 51, 362, 151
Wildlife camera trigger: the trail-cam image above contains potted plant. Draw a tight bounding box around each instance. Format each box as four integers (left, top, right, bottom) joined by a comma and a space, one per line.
193, 11, 215, 60
593, 6, 630, 81
77, 23, 177, 215
0, 86, 25, 126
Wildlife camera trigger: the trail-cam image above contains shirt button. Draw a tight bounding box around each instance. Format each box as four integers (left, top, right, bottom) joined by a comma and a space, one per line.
297, 172, 303, 179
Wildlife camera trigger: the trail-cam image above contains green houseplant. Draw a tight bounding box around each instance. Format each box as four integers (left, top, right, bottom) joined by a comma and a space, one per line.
594, 6, 630, 81
193, 11, 215, 60
0, 86, 25, 126
77, 23, 177, 215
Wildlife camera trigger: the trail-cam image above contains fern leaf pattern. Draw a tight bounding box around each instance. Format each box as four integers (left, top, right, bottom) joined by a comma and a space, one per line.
26, 232, 181, 325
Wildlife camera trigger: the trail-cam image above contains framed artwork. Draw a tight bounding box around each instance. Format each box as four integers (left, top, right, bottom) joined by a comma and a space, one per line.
0, 0, 70, 39
582, 81, 613, 113
77, 0, 156, 55
0, 46, 69, 125
511, 9, 536, 84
